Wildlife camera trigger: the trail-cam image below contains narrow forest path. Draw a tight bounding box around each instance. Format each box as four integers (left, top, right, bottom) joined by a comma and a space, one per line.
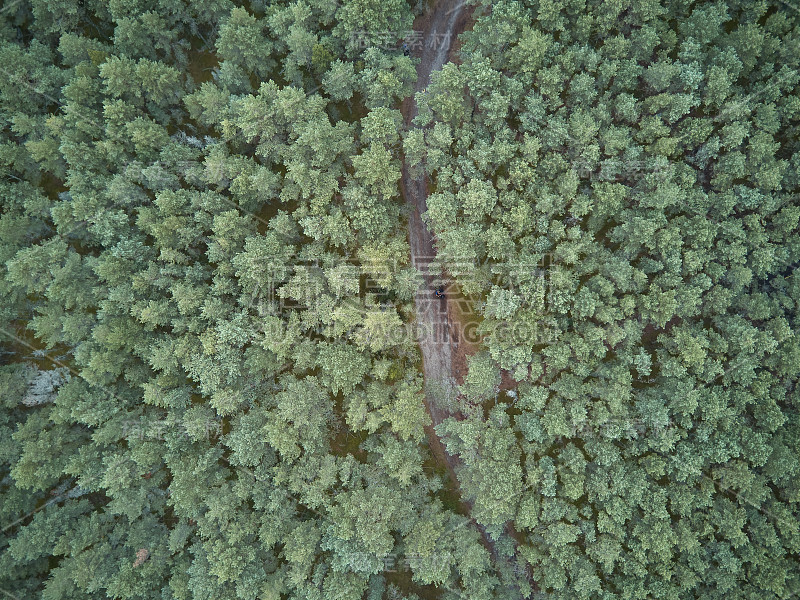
399, 2, 535, 596
399, 0, 463, 488
401, 1, 462, 425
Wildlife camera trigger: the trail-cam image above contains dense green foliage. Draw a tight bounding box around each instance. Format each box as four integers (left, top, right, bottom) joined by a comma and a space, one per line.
412, 0, 800, 598
2, 0, 799, 599
0, 2, 516, 599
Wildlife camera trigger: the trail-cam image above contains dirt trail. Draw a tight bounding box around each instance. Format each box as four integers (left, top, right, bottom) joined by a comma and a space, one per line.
399, 1, 534, 596
402, 0, 463, 427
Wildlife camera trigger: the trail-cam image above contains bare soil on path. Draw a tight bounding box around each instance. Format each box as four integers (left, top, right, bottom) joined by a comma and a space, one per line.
399, 1, 536, 596
400, 0, 463, 469
401, 0, 464, 429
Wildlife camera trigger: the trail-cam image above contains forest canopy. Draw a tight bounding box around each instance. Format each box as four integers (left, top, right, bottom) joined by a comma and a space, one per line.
1, 0, 799, 599
412, 0, 800, 598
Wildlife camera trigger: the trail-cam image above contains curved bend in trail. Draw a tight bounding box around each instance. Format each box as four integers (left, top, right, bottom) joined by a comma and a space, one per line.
400, 1, 535, 596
